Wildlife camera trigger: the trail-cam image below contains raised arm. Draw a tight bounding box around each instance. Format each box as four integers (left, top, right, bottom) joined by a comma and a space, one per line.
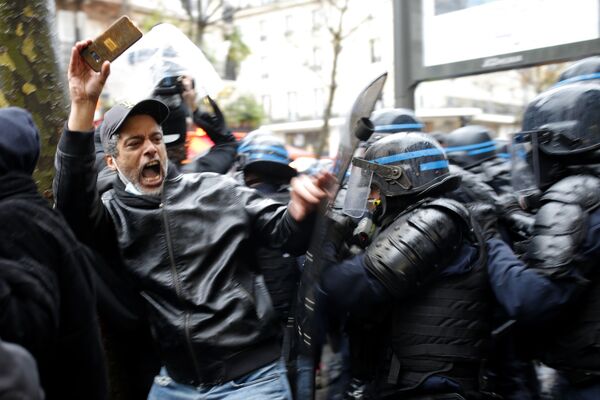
53, 40, 113, 244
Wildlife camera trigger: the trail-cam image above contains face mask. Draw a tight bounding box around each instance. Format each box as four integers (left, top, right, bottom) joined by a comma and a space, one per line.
113, 162, 144, 195
113, 158, 142, 196
112, 156, 168, 196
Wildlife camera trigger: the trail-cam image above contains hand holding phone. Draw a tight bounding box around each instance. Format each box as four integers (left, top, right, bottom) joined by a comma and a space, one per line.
80, 16, 143, 72
68, 39, 111, 131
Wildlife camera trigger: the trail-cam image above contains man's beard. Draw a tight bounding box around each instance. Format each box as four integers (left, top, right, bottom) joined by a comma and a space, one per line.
114, 161, 168, 197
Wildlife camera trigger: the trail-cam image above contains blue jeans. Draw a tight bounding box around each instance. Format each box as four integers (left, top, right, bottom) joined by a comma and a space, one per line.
147, 360, 292, 400
295, 354, 315, 400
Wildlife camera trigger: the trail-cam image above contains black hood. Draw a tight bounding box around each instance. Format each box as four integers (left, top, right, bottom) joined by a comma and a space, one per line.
0, 107, 40, 175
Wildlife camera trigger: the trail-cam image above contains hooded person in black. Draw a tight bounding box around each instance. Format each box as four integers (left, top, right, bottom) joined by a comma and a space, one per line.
0, 107, 108, 399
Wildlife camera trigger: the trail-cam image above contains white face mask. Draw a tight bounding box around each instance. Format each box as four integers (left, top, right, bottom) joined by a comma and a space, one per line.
113, 162, 144, 196
111, 156, 168, 197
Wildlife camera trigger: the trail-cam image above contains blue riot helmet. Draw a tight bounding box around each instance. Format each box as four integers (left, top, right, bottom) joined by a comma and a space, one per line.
239, 128, 273, 145
237, 128, 277, 170
238, 134, 297, 181
513, 80, 600, 192
444, 125, 497, 169
344, 132, 460, 218
365, 108, 425, 147
556, 56, 600, 85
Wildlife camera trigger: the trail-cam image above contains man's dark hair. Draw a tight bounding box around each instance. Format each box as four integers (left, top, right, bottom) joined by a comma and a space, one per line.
106, 133, 120, 158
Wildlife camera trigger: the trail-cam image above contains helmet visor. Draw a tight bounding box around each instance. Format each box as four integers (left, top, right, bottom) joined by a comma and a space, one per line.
511, 131, 541, 193
343, 164, 373, 218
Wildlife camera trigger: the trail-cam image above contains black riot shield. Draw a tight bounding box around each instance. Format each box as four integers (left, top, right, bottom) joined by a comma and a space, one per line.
294, 72, 387, 399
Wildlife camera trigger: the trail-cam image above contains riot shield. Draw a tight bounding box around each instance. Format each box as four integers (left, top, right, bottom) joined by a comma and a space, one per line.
294, 72, 387, 400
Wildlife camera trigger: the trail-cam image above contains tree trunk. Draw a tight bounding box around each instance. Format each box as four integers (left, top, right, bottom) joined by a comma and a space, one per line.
195, 20, 207, 49
0, 0, 68, 197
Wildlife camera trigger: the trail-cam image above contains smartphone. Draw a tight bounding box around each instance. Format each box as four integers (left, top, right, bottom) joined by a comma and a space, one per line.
81, 16, 143, 72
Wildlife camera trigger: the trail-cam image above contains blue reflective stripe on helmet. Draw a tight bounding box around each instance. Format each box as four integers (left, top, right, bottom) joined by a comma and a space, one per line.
467, 145, 497, 156
247, 153, 289, 164
444, 140, 496, 153
555, 72, 600, 87
372, 148, 445, 164
420, 160, 449, 171
374, 123, 424, 132
239, 145, 288, 157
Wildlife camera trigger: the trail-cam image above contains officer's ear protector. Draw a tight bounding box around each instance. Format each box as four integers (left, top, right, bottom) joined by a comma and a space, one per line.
351, 157, 413, 190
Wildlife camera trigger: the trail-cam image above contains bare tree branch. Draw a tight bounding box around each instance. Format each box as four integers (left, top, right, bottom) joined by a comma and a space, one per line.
341, 15, 370, 40
205, 0, 225, 24
180, 0, 193, 16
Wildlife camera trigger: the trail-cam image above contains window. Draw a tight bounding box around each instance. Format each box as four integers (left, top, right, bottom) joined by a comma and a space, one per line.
285, 15, 293, 36
312, 10, 323, 31
261, 94, 271, 118
314, 88, 324, 118
259, 20, 266, 41
312, 47, 322, 71
261, 56, 269, 79
287, 92, 298, 120
370, 38, 382, 63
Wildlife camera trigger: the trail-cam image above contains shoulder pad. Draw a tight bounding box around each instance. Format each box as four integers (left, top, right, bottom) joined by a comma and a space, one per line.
426, 198, 472, 231
528, 203, 587, 269
542, 175, 600, 212
364, 203, 464, 298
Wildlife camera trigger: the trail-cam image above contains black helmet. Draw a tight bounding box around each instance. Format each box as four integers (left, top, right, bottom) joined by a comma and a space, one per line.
370, 108, 423, 133
366, 108, 424, 147
238, 134, 297, 180
354, 132, 460, 198
521, 82, 600, 158
557, 56, 600, 85
444, 125, 497, 169
513, 80, 600, 191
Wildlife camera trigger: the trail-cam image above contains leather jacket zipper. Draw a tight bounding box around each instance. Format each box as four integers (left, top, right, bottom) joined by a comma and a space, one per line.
160, 200, 203, 382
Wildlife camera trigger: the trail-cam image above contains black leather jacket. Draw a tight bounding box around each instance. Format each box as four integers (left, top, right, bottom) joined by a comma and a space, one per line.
54, 128, 310, 386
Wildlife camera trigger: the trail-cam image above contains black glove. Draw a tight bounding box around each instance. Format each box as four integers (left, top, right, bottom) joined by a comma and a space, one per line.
325, 213, 356, 261
496, 193, 535, 240
468, 202, 500, 240
193, 96, 233, 144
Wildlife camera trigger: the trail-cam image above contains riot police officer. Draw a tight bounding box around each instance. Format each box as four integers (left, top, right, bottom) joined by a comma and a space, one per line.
444, 125, 511, 194
498, 75, 600, 398
322, 132, 494, 399
556, 55, 600, 85
366, 108, 424, 145
236, 132, 302, 392
236, 132, 299, 319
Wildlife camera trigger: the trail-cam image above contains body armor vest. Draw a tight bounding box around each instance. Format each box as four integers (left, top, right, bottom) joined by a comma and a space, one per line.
530, 175, 600, 382
388, 262, 492, 392
370, 198, 493, 395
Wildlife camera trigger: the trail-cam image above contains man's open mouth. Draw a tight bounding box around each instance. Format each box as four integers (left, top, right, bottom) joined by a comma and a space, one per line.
140, 160, 163, 186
